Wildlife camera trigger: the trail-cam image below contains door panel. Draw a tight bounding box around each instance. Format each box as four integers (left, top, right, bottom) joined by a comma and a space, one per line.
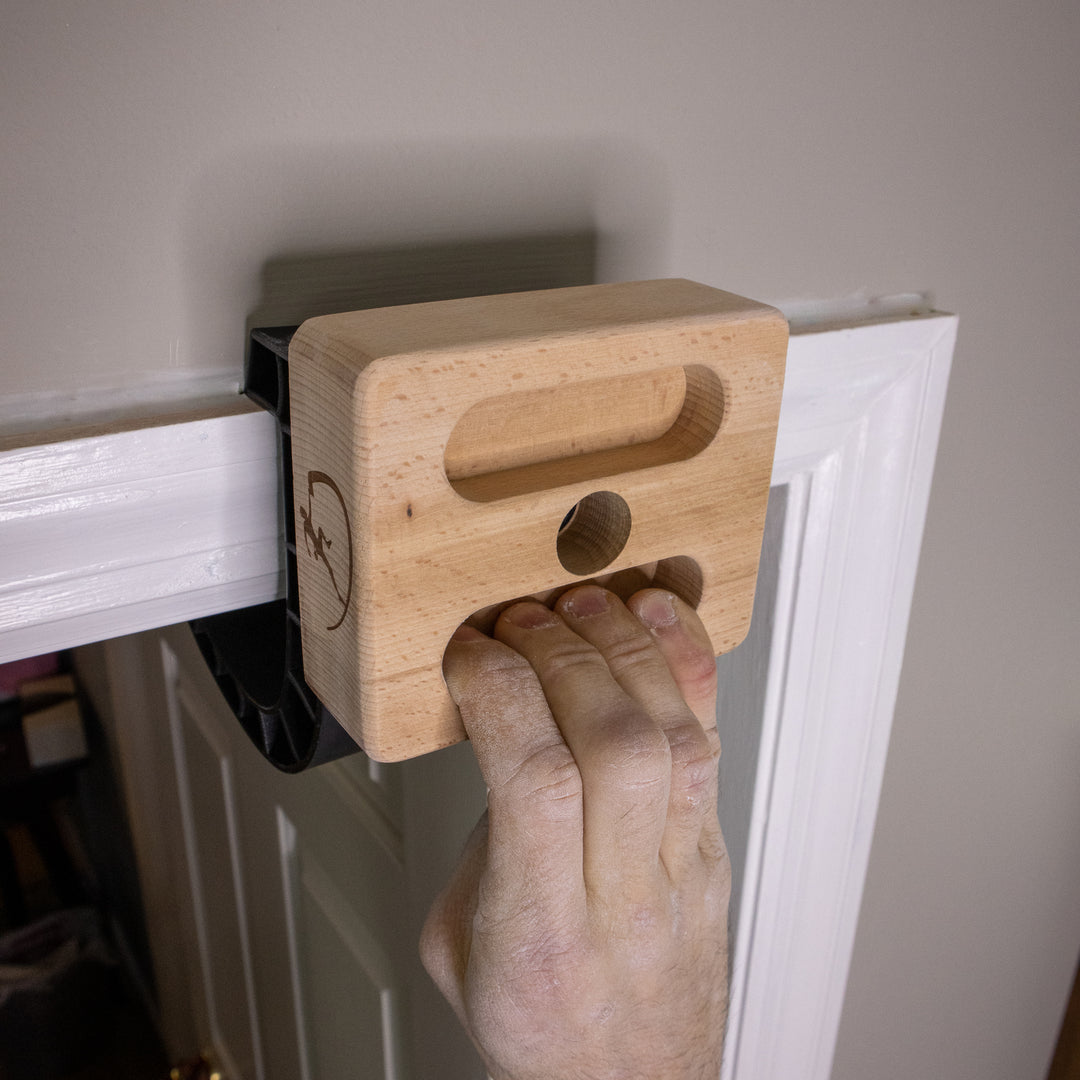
278, 809, 404, 1080
156, 624, 451, 1078
165, 648, 262, 1080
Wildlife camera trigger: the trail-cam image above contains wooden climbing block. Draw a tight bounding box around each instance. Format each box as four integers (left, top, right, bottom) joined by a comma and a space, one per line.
288, 278, 787, 761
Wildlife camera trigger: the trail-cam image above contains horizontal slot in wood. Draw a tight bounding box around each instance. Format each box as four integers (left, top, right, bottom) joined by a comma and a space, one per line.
445, 365, 724, 502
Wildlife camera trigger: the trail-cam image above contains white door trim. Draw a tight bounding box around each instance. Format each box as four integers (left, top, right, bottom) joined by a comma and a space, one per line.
0, 400, 282, 662
0, 309, 957, 1080
724, 313, 956, 1079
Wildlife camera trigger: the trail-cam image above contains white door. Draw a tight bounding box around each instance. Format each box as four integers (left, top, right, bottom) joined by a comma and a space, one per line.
144, 623, 487, 1079
3, 305, 956, 1079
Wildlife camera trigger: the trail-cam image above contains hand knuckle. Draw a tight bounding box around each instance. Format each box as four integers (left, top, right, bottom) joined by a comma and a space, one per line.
499, 744, 582, 819
539, 638, 602, 680
596, 718, 671, 787
668, 723, 720, 801
603, 633, 662, 676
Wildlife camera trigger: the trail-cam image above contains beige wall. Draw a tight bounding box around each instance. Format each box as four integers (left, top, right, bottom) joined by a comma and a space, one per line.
4, 2, 1077, 1076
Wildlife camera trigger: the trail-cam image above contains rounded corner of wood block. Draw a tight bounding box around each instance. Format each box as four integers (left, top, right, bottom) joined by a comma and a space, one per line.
762, 303, 792, 340
707, 608, 755, 657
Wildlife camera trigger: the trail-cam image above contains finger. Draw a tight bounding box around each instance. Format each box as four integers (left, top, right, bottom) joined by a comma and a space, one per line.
626, 589, 724, 862
557, 586, 720, 877
419, 811, 489, 1021
493, 603, 670, 900
627, 589, 719, 732
442, 628, 585, 915
556, 585, 697, 725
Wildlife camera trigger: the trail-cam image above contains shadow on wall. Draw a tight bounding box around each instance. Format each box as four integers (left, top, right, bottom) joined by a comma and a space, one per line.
246, 232, 599, 335
179, 138, 669, 372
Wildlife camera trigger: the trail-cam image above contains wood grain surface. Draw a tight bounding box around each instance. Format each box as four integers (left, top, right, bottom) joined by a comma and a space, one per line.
288, 279, 787, 760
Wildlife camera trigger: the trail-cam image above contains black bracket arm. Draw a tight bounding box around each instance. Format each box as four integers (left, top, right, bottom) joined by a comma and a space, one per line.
189, 328, 359, 772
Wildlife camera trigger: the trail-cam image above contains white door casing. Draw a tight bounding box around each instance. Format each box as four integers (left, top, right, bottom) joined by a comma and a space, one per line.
0, 306, 957, 1079
724, 312, 955, 1078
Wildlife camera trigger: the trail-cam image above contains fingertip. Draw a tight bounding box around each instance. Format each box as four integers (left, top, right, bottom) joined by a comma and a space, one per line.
628, 590, 712, 661
627, 588, 718, 727
495, 599, 562, 634
628, 588, 680, 631
555, 583, 613, 619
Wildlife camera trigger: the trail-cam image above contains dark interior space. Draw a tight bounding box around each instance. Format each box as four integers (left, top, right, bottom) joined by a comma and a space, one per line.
0, 654, 167, 1080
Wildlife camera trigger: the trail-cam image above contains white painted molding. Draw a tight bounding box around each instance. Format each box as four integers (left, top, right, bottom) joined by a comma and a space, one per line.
0, 310, 957, 1080
724, 313, 957, 1080
0, 402, 282, 663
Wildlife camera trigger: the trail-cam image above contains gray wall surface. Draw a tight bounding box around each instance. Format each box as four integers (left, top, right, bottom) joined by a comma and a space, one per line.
3, 3, 1077, 1077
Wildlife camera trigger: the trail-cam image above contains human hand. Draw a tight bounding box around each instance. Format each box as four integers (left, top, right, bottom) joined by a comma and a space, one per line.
421, 584, 730, 1080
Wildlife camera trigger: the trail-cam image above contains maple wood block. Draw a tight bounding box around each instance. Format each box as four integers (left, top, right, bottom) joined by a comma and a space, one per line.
288, 279, 787, 761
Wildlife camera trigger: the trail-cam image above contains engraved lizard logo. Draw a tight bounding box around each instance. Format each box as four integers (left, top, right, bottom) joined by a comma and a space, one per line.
299, 470, 353, 631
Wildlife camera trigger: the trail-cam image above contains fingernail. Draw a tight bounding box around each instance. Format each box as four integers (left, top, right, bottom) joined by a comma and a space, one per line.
561, 585, 611, 618
501, 602, 560, 630
636, 590, 678, 630
451, 624, 487, 642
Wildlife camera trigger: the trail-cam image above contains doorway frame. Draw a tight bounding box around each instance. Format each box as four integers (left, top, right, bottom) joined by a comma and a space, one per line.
0, 308, 957, 1080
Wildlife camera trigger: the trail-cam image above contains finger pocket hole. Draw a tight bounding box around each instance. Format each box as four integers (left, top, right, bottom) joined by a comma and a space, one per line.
556, 491, 632, 576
